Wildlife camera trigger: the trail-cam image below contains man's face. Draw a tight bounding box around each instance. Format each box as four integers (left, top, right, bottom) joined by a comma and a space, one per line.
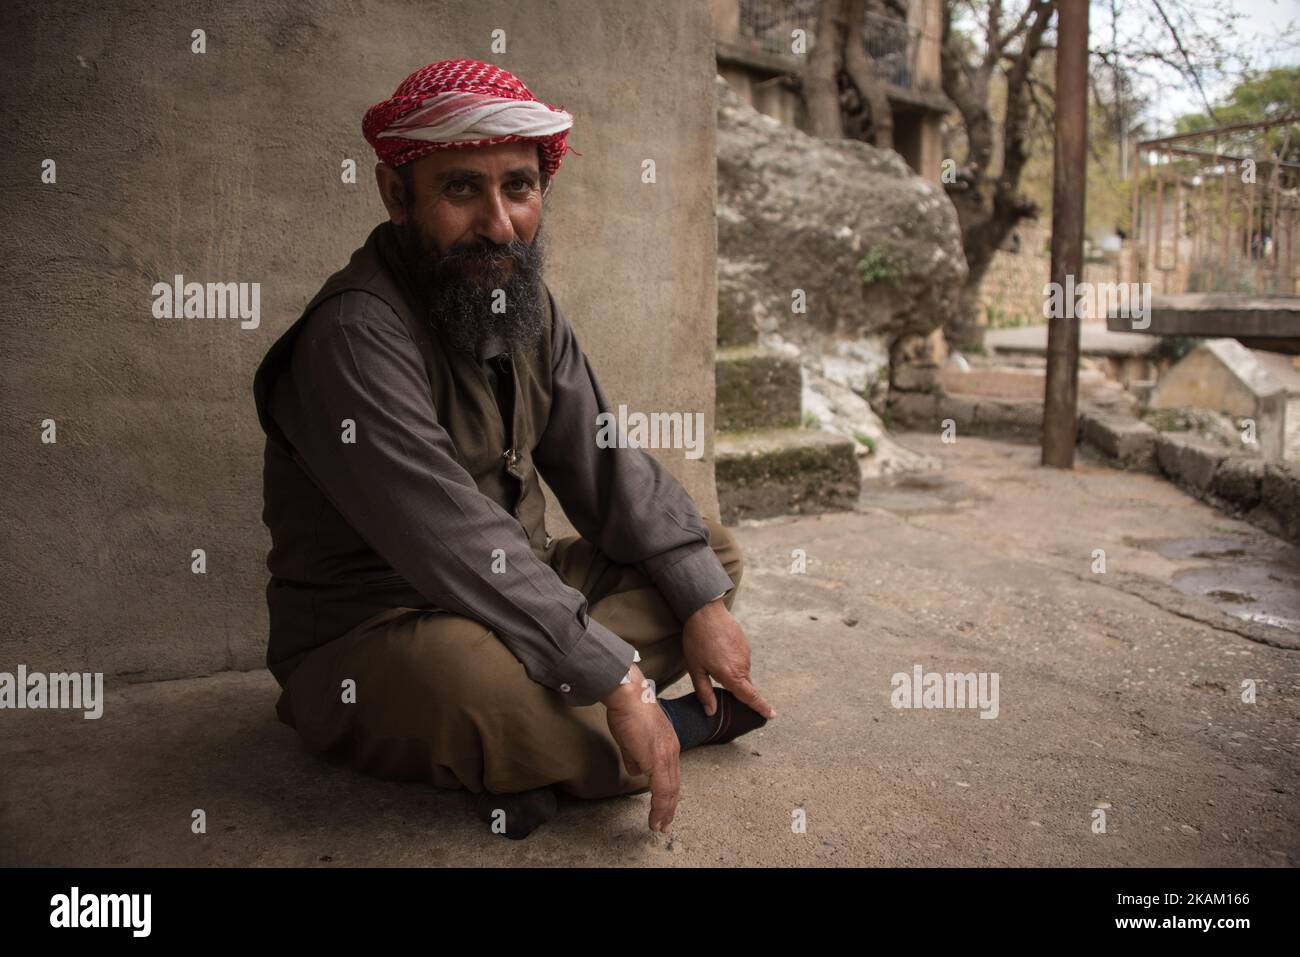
377, 141, 550, 357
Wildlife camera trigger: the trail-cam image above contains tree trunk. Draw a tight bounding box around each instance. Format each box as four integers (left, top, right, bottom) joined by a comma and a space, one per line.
843, 0, 894, 149
804, 0, 847, 138
939, 0, 1057, 349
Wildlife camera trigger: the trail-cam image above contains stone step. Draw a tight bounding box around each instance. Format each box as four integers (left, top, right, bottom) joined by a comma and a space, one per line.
715, 346, 803, 432
715, 427, 861, 524
887, 391, 1044, 439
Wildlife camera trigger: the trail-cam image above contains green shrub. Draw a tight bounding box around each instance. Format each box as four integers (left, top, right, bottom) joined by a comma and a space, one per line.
858, 246, 909, 287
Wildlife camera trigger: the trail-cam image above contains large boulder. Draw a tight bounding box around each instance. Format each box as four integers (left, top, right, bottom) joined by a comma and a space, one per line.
716, 75, 967, 357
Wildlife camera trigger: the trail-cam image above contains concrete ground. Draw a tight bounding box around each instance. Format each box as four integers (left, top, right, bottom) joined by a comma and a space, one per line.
3, 435, 1297, 867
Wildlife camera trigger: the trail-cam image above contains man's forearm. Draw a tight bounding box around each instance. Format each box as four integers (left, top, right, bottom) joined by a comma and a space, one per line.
640, 539, 735, 625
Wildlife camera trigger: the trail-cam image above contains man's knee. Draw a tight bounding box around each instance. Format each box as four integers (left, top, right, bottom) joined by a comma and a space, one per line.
388, 612, 534, 711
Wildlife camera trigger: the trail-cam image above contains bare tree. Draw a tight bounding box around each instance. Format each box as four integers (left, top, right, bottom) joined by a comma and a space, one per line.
802, 0, 896, 149
845, 0, 895, 149
941, 0, 1056, 347
805, 0, 848, 137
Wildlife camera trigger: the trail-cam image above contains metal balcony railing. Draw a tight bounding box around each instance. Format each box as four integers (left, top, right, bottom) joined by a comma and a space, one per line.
735, 0, 920, 90
863, 11, 917, 89
1131, 117, 1300, 295
735, 0, 817, 57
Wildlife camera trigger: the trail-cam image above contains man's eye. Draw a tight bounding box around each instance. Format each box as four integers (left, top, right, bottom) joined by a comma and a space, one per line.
446, 181, 475, 196
507, 180, 533, 192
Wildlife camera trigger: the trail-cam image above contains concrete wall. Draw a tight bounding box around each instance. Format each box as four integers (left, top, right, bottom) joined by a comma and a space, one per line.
1, 0, 720, 679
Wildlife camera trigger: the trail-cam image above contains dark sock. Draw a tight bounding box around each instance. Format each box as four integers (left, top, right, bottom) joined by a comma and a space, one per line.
658, 688, 767, 750
469, 785, 558, 840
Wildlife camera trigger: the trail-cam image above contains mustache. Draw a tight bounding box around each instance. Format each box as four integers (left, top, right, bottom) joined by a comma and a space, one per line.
437, 237, 533, 270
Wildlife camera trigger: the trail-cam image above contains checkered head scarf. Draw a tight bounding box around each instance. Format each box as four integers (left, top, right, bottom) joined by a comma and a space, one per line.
362, 58, 574, 177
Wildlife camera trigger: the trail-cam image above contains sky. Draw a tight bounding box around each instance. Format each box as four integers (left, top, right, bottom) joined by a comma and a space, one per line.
1145, 0, 1300, 130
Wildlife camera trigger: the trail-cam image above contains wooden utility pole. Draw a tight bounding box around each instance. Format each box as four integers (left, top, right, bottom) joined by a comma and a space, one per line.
1042, 0, 1089, 468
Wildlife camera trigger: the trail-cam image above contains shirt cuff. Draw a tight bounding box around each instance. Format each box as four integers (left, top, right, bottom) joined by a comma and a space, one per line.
619, 649, 643, 685
639, 539, 736, 625
537, 615, 637, 707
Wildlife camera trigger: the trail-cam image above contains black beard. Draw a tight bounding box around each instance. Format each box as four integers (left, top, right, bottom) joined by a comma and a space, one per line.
393, 216, 548, 359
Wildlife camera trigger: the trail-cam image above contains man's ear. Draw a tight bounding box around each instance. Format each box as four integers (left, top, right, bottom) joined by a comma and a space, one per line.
375, 162, 407, 224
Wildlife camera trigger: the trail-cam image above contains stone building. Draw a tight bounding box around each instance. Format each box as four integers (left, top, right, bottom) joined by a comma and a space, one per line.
710, 0, 951, 183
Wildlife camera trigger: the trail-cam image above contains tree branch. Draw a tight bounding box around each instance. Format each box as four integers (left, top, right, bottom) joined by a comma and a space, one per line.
1147, 0, 1220, 122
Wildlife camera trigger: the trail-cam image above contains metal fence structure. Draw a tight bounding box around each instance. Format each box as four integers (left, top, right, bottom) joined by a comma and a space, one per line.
862, 11, 916, 89
736, 0, 920, 90
1130, 116, 1300, 295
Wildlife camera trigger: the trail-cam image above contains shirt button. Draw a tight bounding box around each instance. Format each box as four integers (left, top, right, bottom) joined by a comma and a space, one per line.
560, 683, 571, 693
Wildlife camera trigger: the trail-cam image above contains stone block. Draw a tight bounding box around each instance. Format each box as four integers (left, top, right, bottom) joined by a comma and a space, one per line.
1154, 434, 1228, 492
1208, 456, 1265, 510
1080, 410, 1157, 471
715, 428, 861, 523
715, 346, 802, 431
1149, 338, 1287, 460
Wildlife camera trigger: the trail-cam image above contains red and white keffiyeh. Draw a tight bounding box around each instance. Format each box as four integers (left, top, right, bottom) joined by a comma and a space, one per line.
362, 59, 574, 176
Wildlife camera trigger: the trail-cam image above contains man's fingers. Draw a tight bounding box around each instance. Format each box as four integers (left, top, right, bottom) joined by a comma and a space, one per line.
690, 667, 717, 716
723, 674, 776, 719
647, 758, 681, 833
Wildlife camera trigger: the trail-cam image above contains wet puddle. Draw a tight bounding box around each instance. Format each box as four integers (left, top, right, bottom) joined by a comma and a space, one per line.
1125, 535, 1300, 633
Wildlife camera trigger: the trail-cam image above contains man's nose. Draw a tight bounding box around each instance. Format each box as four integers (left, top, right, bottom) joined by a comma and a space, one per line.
475, 190, 516, 246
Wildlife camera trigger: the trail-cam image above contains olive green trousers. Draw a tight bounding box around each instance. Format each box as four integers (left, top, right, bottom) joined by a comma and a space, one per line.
275, 516, 743, 799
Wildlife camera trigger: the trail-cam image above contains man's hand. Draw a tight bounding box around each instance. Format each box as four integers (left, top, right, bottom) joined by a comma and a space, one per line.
682, 599, 776, 720
602, 664, 680, 833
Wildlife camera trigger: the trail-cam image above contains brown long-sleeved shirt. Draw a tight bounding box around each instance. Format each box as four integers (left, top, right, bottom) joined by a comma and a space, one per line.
262, 261, 734, 707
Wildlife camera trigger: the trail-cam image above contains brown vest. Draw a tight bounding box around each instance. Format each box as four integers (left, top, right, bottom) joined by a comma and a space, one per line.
253, 221, 554, 684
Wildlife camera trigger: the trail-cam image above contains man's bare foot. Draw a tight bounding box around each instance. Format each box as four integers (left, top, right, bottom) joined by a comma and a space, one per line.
468, 785, 558, 840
